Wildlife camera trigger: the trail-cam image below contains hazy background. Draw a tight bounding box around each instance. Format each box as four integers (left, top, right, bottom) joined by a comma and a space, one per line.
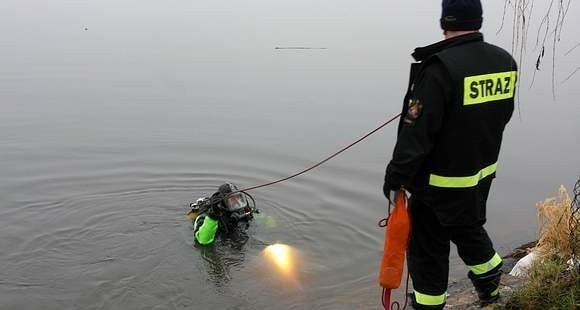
1, 0, 578, 309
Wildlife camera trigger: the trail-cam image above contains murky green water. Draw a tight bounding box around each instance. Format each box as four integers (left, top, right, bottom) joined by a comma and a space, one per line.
1, 0, 578, 309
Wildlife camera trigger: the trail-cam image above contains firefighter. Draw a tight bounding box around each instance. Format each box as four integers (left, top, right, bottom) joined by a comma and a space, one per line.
383, 0, 516, 308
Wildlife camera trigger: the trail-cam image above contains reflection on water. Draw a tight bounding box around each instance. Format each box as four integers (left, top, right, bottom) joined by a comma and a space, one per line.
199, 241, 247, 289
262, 243, 302, 287
263, 244, 294, 275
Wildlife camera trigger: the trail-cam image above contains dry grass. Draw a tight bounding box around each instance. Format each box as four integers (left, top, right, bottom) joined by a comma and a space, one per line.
534, 185, 578, 259
502, 186, 579, 309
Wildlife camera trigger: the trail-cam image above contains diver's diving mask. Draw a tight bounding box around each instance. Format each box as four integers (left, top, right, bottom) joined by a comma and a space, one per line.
219, 183, 249, 212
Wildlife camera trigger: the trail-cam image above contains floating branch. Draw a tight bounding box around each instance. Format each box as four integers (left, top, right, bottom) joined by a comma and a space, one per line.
275, 47, 328, 49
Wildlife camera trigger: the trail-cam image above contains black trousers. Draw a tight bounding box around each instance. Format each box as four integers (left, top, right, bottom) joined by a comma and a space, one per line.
407, 197, 497, 304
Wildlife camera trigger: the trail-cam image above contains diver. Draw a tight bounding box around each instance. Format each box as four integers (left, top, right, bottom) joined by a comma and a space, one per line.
187, 183, 258, 245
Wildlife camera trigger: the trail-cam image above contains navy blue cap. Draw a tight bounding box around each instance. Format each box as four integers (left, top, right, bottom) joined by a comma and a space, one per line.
440, 0, 483, 31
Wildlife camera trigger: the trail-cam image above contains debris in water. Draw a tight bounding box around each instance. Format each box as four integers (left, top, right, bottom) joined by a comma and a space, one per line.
274, 47, 327, 50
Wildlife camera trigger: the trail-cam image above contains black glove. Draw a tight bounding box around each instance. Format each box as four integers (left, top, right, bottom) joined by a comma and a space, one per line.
383, 181, 399, 204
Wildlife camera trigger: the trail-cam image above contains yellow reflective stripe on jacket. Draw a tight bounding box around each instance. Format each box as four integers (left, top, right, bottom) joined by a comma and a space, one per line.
464, 71, 517, 105
414, 290, 447, 306
468, 253, 502, 275
429, 162, 497, 188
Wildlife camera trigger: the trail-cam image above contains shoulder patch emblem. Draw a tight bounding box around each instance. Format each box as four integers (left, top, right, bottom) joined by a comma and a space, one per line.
404, 99, 423, 125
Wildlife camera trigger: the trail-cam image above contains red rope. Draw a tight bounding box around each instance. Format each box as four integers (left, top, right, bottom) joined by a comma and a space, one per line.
381, 270, 410, 310
238, 113, 401, 193
382, 288, 391, 309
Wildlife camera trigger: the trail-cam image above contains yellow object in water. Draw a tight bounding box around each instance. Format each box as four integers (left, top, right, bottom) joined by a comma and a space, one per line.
186, 210, 199, 222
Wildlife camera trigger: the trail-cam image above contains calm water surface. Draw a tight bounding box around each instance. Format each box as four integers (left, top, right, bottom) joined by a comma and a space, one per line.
1, 1, 579, 309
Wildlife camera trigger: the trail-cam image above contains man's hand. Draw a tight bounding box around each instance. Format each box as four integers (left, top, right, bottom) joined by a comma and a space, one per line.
383, 181, 399, 204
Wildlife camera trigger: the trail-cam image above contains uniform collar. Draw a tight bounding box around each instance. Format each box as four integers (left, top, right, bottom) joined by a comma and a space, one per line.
412, 32, 483, 61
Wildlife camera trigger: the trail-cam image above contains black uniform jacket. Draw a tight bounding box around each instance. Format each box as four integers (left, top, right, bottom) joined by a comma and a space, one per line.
385, 33, 516, 226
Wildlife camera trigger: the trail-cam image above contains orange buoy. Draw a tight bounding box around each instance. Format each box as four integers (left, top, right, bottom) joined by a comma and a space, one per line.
379, 189, 410, 289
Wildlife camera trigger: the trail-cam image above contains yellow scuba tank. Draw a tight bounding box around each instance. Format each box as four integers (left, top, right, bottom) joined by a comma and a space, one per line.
186, 209, 199, 221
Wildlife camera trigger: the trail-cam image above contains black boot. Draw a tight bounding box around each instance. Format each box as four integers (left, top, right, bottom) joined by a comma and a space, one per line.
468, 268, 502, 307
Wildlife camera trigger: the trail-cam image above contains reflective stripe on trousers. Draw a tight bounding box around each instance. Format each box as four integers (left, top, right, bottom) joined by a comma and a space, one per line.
468, 252, 503, 275
414, 290, 446, 306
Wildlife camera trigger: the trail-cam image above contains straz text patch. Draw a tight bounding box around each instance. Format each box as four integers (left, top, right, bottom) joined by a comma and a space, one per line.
463, 71, 517, 105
